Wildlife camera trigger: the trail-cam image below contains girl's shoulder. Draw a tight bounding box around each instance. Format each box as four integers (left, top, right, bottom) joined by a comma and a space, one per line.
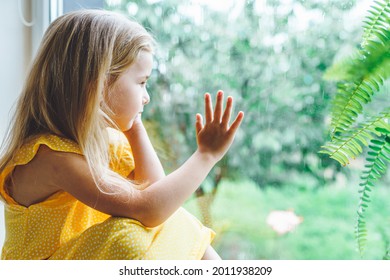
12, 128, 130, 166
0, 133, 85, 206
16, 134, 82, 164
1, 129, 133, 206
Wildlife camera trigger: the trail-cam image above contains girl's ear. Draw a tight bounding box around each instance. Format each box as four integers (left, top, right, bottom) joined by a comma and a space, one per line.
104, 73, 113, 88
102, 74, 116, 101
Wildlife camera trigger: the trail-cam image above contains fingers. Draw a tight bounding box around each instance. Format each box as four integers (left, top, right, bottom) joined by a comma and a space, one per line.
203, 91, 243, 133
228, 111, 244, 135
221, 96, 233, 128
195, 113, 204, 135
214, 90, 224, 122
204, 93, 213, 123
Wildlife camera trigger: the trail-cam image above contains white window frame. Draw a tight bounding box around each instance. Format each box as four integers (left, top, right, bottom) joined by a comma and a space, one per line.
31, 0, 63, 56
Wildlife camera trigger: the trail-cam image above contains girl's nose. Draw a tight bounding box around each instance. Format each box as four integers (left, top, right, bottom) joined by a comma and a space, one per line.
143, 91, 150, 105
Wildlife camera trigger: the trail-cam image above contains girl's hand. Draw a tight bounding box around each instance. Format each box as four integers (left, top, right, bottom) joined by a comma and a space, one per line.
131, 113, 144, 128
195, 90, 244, 162
124, 113, 144, 134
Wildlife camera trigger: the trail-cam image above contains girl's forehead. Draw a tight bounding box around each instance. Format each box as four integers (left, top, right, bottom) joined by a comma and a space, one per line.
134, 51, 153, 69
124, 51, 153, 75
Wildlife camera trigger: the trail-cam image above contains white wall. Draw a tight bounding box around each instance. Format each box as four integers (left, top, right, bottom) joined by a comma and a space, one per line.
0, 0, 40, 252
0, 0, 101, 255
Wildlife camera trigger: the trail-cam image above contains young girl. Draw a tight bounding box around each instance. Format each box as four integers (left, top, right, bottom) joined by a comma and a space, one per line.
0, 9, 244, 260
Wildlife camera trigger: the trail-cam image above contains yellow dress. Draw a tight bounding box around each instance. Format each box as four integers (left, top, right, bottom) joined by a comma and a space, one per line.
0, 129, 215, 260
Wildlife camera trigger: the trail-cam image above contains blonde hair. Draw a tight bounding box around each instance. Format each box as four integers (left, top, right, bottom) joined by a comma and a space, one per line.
0, 9, 154, 198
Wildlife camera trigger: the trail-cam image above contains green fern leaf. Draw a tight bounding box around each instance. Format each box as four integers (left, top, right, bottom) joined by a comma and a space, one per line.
320, 110, 390, 166
324, 4, 389, 135
376, 126, 390, 134
324, 15, 390, 82
356, 136, 390, 255
330, 73, 387, 136
323, 0, 390, 258
361, 0, 390, 48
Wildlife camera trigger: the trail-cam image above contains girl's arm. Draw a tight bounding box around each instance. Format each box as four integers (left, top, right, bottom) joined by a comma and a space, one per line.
123, 117, 165, 184
52, 91, 243, 227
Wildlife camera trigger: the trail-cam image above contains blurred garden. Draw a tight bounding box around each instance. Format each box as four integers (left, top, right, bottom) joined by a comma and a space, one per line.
105, 0, 390, 259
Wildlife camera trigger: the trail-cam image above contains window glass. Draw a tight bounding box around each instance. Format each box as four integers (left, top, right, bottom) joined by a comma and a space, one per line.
63, 0, 104, 13
1, 0, 389, 260
104, 0, 389, 259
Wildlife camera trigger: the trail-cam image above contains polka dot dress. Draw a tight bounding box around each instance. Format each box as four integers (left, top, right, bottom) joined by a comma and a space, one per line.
0, 129, 215, 260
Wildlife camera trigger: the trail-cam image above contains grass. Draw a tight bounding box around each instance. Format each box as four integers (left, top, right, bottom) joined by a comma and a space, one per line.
184, 179, 390, 260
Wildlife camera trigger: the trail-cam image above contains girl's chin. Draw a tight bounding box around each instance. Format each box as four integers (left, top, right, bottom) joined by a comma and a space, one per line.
110, 119, 134, 132
112, 115, 140, 131
121, 120, 135, 131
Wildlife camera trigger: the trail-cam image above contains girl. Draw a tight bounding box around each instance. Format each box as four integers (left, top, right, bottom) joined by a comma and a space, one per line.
0, 9, 244, 260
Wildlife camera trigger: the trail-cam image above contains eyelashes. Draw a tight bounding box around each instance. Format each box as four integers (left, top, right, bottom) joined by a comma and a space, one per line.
140, 81, 148, 88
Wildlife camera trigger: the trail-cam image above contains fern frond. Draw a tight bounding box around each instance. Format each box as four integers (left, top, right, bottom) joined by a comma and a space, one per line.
324, 1, 390, 82
324, 36, 390, 82
325, 2, 389, 135
322, 0, 390, 259
327, 38, 389, 135
360, 35, 390, 77
324, 1, 389, 135
361, 0, 390, 48
329, 71, 387, 136
355, 135, 390, 255
328, 34, 389, 135
320, 109, 390, 166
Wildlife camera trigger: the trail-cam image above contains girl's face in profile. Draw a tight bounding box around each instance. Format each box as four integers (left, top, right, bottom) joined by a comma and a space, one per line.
107, 51, 153, 131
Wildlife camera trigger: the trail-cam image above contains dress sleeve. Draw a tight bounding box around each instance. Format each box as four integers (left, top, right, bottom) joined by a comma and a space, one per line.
0, 134, 82, 205
107, 128, 135, 178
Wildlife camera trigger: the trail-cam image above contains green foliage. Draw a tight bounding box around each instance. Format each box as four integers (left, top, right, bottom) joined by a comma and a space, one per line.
362, 0, 390, 48
356, 136, 390, 255
107, 0, 362, 190
321, 0, 390, 255
104, 0, 390, 258
324, 29, 390, 136
320, 110, 390, 166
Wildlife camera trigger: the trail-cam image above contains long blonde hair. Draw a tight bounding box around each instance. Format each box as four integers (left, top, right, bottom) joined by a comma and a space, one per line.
0, 9, 154, 196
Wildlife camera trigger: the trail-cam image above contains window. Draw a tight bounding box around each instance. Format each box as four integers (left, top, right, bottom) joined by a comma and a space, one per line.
1, 0, 388, 260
